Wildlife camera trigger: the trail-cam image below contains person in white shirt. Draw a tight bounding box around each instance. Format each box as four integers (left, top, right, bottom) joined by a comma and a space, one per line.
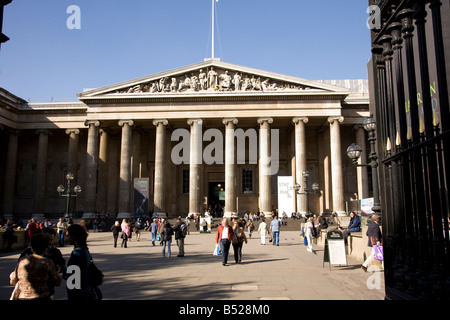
258, 218, 269, 245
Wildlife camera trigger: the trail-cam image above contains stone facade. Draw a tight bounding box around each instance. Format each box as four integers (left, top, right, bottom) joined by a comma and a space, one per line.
0, 60, 370, 219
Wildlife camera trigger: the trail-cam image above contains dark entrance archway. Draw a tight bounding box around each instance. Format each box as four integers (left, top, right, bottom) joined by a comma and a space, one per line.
208, 182, 225, 218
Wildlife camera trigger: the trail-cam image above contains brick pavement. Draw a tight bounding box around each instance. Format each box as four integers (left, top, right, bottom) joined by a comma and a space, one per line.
0, 229, 385, 300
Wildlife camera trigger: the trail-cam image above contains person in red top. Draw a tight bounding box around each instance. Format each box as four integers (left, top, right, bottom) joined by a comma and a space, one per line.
215, 217, 234, 266
26, 219, 38, 243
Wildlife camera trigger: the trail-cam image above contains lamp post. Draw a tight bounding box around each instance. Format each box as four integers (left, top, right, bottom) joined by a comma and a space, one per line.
57, 172, 82, 223
294, 170, 320, 216
346, 117, 381, 214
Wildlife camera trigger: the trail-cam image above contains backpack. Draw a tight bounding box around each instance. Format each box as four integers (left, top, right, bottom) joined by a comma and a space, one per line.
180, 222, 187, 237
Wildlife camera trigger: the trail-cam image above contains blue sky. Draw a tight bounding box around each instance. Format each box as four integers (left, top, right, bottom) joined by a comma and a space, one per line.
0, 0, 372, 102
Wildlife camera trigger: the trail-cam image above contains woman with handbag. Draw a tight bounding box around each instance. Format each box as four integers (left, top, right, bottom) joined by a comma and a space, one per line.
65, 224, 103, 300
362, 214, 383, 272
232, 219, 248, 264
121, 219, 131, 248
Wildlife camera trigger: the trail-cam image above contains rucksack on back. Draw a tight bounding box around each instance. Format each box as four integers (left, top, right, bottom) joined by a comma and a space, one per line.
180, 222, 187, 237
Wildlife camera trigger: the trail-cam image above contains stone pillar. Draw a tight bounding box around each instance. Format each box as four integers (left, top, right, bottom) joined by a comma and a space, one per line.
223, 118, 238, 218
293, 117, 308, 214
188, 119, 203, 215
118, 120, 134, 219
354, 125, 369, 200
328, 117, 346, 215
2, 130, 19, 219
65, 129, 80, 175
258, 118, 273, 215
65, 129, 80, 215
34, 130, 51, 217
83, 121, 100, 218
96, 129, 109, 215
153, 119, 168, 216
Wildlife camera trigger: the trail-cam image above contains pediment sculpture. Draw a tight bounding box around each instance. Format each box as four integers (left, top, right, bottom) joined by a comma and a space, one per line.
113, 67, 315, 94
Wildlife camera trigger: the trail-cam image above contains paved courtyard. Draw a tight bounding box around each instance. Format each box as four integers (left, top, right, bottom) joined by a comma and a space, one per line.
0, 229, 385, 300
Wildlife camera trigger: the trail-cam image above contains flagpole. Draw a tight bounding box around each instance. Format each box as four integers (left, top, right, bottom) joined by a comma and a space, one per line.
212, 0, 215, 60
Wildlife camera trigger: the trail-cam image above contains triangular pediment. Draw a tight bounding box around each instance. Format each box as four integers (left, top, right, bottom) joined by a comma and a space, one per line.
78, 60, 349, 100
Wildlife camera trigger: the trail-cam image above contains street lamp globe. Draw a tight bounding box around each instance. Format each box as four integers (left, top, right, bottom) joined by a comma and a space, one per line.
57, 185, 65, 194
74, 185, 82, 193
312, 182, 320, 192
66, 172, 75, 181
363, 117, 377, 132
302, 170, 310, 178
347, 143, 363, 161
294, 183, 301, 192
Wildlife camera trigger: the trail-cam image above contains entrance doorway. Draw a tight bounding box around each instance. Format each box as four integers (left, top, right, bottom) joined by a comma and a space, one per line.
208, 182, 225, 218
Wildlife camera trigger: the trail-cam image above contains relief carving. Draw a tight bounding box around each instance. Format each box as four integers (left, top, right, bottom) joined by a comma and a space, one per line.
113, 67, 313, 94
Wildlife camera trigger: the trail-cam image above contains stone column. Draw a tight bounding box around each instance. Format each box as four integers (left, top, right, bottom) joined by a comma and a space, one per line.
354, 125, 369, 200
118, 120, 134, 219
65, 129, 80, 215
34, 130, 51, 217
65, 129, 80, 175
83, 121, 100, 218
96, 129, 109, 215
293, 117, 308, 214
258, 118, 273, 215
188, 119, 203, 215
2, 130, 19, 219
328, 117, 346, 215
153, 119, 168, 216
223, 118, 238, 218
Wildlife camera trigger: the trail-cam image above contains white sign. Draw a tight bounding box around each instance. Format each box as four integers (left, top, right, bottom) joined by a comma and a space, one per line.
361, 197, 374, 215
327, 240, 348, 265
277, 176, 294, 218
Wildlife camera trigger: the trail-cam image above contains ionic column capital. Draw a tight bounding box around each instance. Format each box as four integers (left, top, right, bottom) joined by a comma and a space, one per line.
65, 128, 80, 135
84, 120, 100, 127
118, 120, 134, 127
327, 116, 344, 124
152, 119, 169, 127
257, 117, 273, 125
222, 118, 238, 126
187, 119, 203, 126
292, 117, 309, 125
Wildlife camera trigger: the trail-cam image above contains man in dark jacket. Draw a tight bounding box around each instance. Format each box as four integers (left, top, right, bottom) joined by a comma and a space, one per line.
173, 217, 186, 257
362, 214, 382, 272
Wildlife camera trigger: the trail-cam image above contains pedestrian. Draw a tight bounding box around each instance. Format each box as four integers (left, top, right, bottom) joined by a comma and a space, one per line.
134, 218, 142, 241
184, 216, 190, 235
258, 218, 269, 245
231, 219, 247, 264
160, 221, 174, 258
362, 214, 383, 272
270, 215, 281, 246
304, 217, 315, 253
111, 221, 121, 248
158, 218, 165, 246
10, 232, 62, 300
150, 219, 158, 246
246, 219, 254, 239
56, 218, 66, 247
121, 219, 130, 248
3, 219, 16, 252
173, 217, 186, 257
65, 224, 101, 300
26, 218, 38, 244
215, 217, 234, 266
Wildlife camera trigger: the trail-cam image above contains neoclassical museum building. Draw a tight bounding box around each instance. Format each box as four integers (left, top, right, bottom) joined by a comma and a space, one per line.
0, 60, 370, 220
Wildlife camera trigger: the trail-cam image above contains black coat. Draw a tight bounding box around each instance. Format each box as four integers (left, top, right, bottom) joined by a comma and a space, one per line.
173, 221, 185, 240
366, 221, 382, 247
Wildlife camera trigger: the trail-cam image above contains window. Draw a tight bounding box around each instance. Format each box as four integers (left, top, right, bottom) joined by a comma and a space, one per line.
242, 169, 253, 194
182, 169, 189, 194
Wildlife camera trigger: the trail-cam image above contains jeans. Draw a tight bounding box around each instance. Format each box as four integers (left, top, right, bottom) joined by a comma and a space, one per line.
151, 231, 157, 244
177, 238, 185, 256
162, 239, 172, 257
232, 242, 243, 263
58, 231, 64, 246
306, 234, 312, 251
272, 231, 280, 246
220, 239, 231, 264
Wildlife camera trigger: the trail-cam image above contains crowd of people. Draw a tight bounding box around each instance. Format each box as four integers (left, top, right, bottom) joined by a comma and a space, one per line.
3, 210, 391, 300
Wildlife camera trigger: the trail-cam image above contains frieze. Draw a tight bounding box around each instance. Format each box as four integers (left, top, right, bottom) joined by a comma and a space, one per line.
112, 67, 314, 95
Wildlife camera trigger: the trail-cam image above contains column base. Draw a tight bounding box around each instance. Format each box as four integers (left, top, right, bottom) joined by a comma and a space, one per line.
31, 214, 46, 221
152, 212, 167, 219
117, 212, 132, 219
224, 212, 238, 219
1, 214, 14, 220
81, 212, 98, 219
